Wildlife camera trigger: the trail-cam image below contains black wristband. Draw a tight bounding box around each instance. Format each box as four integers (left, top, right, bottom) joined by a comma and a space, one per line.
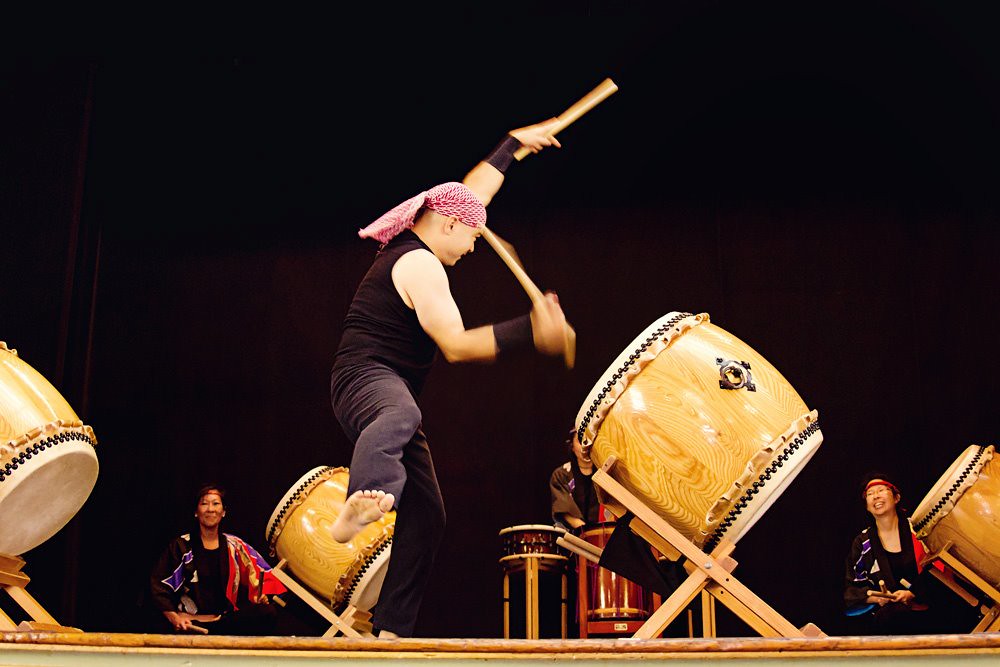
483, 134, 523, 174
493, 314, 533, 355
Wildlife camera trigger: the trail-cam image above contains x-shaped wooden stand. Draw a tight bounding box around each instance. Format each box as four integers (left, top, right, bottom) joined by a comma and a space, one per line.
592, 456, 823, 639
269, 559, 375, 638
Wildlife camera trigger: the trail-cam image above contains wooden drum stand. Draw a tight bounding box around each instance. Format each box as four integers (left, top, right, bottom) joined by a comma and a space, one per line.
0, 553, 80, 632
268, 559, 374, 638
583, 456, 823, 639
499, 552, 569, 639
918, 542, 1000, 632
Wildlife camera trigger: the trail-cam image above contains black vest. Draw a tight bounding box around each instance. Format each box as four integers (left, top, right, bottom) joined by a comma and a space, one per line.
332, 231, 438, 395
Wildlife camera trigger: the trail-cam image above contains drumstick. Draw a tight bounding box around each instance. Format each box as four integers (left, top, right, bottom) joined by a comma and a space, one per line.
482, 228, 543, 303
557, 537, 601, 564
559, 532, 604, 559
513, 78, 619, 161
481, 227, 576, 369
867, 590, 894, 600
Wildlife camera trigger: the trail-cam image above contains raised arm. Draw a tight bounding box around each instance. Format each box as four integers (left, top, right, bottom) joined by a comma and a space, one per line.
462, 119, 562, 207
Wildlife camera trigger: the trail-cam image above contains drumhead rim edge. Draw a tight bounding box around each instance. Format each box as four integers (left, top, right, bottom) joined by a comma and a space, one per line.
574, 311, 702, 448
265, 465, 341, 546
912, 444, 994, 536
498, 524, 566, 535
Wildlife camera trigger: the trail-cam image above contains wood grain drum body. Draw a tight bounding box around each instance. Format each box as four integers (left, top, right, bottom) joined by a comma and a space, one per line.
575, 312, 822, 552
912, 445, 1000, 588
0, 342, 98, 556
266, 466, 395, 612
580, 523, 649, 621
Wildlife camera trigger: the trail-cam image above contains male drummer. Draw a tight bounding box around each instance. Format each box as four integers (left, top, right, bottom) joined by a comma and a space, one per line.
328, 118, 569, 638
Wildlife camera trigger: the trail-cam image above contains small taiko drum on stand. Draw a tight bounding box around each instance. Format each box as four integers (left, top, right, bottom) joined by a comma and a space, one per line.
575, 312, 822, 552
0, 342, 98, 556
913, 445, 1000, 589
498, 524, 569, 639
266, 466, 395, 612
579, 522, 651, 628
499, 524, 566, 558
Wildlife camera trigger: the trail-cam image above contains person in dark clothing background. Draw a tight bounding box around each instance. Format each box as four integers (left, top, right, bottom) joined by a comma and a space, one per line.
149, 485, 284, 635
550, 428, 603, 531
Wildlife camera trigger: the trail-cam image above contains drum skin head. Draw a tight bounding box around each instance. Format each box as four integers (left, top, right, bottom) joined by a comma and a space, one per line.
0, 441, 99, 555
913, 444, 994, 537
1, 343, 100, 555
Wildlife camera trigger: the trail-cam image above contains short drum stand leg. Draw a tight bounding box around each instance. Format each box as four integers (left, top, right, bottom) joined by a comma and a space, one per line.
701, 590, 716, 637
269, 559, 372, 638
0, 553, 80, 632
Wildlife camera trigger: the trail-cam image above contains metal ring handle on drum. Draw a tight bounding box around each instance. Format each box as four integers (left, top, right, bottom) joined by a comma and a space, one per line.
717, 359, 756, 392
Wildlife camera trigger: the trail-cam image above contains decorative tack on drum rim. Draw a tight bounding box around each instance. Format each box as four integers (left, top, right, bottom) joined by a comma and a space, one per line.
266, 466, 395, 612
575, 312, 823, 552
0, 342, 99, 556
912, 444, 1000, 588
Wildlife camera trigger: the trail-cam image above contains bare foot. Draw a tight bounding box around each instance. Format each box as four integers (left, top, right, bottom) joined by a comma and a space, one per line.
377, 629, 399, 639
330, 489, 395, 543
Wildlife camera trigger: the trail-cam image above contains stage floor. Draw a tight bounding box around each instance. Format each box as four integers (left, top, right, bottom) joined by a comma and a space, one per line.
2, 632, 1000, 666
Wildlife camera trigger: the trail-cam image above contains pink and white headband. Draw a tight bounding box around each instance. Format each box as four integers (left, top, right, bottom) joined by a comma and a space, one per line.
358, 182, 487, 244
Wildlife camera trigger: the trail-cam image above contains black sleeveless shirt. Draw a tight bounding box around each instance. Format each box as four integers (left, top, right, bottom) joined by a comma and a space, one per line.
332, 231, 438, 395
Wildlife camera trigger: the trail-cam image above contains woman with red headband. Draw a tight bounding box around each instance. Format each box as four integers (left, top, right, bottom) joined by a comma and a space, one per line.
843, 473, 969, 634
327, 118, 569, 638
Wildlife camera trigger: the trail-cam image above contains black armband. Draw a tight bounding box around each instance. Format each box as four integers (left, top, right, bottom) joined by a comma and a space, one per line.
493, 314, 533, 354
483, 134, 523, 174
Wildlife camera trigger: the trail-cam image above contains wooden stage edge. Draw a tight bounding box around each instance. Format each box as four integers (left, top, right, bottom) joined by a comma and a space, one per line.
1, 632, 1000, 665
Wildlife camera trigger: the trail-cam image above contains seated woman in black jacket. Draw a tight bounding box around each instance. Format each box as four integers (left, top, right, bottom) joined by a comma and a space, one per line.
149, 484, 284, 635
843, 473, 973, 634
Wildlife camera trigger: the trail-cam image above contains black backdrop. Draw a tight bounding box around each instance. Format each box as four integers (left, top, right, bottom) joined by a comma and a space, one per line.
3, 2, 999, 638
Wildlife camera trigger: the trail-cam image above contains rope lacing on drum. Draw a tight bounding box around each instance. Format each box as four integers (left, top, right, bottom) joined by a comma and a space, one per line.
266, 466, 335, 545
0, 431, 97, 484
702, 419, 822, 553
336, 536, 392, 613
912, 445, 987, 533
576, 312, 693, 446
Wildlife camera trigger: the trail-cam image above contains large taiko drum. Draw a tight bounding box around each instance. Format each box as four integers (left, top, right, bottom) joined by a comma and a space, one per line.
912, 445, 1000, 588
580, 523, 650, 621
0, 342, 98, 555
575, 312, 822, 552
266, 466, 395, 612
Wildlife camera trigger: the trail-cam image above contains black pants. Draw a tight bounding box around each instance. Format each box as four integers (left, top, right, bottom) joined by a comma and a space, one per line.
332, 366, 447, 636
